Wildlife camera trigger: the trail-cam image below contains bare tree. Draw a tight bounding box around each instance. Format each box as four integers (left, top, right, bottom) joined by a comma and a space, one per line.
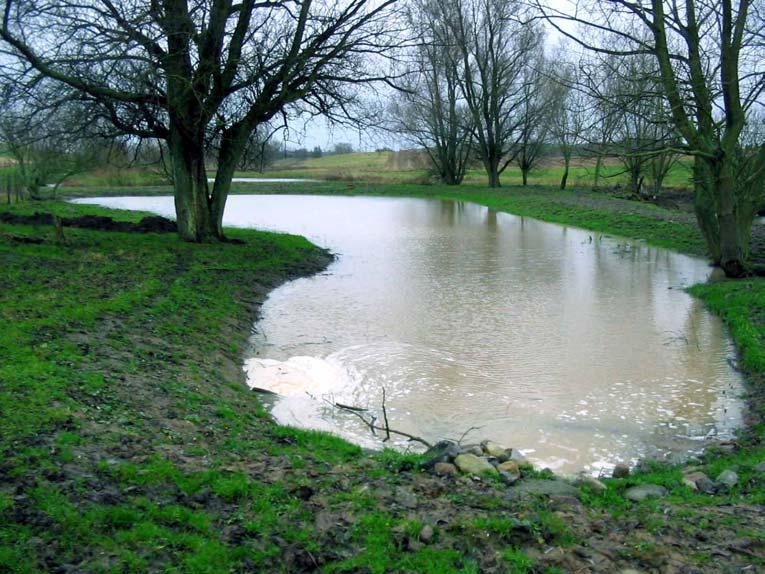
389, 0, 472, 185
515, 52, 556, 186
541, 0, 765, 277
0, 81, 110, 199
598, 53, 680, 199
447, 0, 542, 188
1, 0, 402, 241
578, 57, 623, 189
549, 63, 589, 190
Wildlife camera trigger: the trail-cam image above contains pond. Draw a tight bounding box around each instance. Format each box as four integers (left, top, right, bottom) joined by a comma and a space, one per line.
75, 195, 745, 474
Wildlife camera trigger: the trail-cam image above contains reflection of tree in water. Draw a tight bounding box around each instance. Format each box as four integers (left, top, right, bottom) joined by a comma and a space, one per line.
437, 199, 467, 226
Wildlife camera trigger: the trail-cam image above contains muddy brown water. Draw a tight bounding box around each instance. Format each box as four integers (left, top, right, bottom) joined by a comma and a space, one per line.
75, 195, 745, 474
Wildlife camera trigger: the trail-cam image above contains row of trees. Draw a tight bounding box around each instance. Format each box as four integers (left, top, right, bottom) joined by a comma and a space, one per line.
547, 0, 765, 277
389, 0, 764, 275
0, 0, 763, 275
389, 0, 683, 196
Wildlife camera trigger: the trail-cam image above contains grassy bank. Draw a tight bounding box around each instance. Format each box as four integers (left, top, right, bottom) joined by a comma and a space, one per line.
48, 151, 694, 190
2, 190, 765, 573
255, 151, 694, 189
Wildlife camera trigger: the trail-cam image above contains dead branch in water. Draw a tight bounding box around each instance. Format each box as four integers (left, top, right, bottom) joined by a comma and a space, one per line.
381, 387, 391, 443
319, 391, 432, 448
456, 425, 483, 446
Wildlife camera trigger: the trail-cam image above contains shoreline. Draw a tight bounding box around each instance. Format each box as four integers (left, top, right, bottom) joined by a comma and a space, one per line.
74, 189, 765, 464
2, 192, 764, 573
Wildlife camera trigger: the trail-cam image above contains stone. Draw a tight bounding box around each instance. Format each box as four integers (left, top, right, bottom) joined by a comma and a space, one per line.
682, 471, 710, 492
714, 441, 737, 454
753, 461, 765, 473
496, 460, 521, 484
695, 476, 718, 494
420, 525, 434, 543
433, 462, 458, 477
716, 469, 739, 487
625, 484, 667, 502
498, 470, 521, 485
314, 511, 336, 532
394, 488, 418, 509
461, 445, 484, 457
579, 476, 607, 493
495, 451, 511, 463
507, 479, 581, 499
454, 453, 498, 476
508, 449, 530, 466
612, 464, 630, 478
421, 441, 459, 470
549, 494, 583, 509
481, 440, 510, 459
497, 460, 520, 474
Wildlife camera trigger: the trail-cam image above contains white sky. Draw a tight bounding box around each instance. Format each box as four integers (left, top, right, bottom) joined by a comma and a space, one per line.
292, 0, 578, 151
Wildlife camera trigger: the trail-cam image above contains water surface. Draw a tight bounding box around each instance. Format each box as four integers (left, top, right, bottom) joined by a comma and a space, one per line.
76, 195, 745, 473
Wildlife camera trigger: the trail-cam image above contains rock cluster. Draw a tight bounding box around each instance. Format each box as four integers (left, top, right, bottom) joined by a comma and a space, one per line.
681, 468, 740, 493
422, 440, 529, 485
421, 439, 753, 506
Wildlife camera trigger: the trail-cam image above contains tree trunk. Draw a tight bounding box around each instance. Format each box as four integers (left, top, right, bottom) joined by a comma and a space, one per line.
210, 153, 238, 239
522, 168, 528, 186
593, 154, 603, 189
560, 157, 570, 190
692, 155, 753, 277
210, 125, 255, 238
716, 157, 749, 277
692, 157, 721, 262
485, 155, 501, 188
169, 129, 214, 242
486, 164, 501, 188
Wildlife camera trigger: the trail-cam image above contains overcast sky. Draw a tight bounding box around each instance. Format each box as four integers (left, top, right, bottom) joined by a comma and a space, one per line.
290, 0, 578, 152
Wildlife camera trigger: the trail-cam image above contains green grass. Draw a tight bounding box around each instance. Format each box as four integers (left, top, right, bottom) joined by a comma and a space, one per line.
2, 179, 765, 572
254, 151, 694, 189
0, 201, 354, 572
2, 200, 545, 573
49, 151, 694, 191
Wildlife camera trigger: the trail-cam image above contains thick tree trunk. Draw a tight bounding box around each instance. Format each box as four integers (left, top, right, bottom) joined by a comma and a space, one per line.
209, 125, 255, 238
692, 155, 753, 277
210, 150, 238, 239
716, 158, 749, 277
486, 164, 501, 188
169, 129, 214, 242
521, 168, 529, 186
692, 157, 721, 262
483, 154, 501, 188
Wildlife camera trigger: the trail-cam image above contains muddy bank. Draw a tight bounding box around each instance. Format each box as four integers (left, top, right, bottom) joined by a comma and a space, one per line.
0, 210, 178, 233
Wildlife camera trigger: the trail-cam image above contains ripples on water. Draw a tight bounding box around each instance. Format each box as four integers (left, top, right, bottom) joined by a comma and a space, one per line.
75, 195, 745, 474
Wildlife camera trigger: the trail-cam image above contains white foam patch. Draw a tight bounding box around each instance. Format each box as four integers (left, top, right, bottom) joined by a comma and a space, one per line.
244, 356, 353, 397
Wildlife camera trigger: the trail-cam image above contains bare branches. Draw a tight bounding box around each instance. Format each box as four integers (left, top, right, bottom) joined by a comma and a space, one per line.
0, 0, 406, 240
321, 392, 433, 449
386, 0, 473, 185
536, 0, 765, 275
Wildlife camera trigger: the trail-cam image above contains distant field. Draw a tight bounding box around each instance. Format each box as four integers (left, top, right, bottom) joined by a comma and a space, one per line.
64, 167, 168, 188
39, 150, 694, 194
257, 151, 694, 189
